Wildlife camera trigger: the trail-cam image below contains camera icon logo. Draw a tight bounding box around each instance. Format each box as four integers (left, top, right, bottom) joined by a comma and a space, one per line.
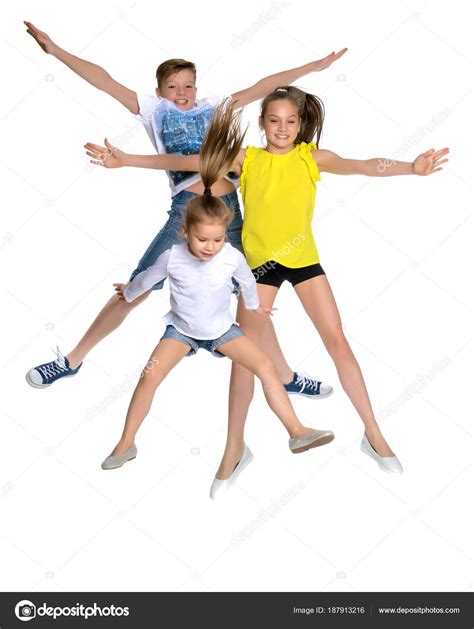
15, 600, 36, 622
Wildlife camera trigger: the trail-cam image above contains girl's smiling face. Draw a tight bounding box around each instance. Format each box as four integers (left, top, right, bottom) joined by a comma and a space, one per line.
259, 98, 301, 153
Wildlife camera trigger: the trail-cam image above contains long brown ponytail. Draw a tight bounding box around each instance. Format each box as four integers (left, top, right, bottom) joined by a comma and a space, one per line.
261, 86, 324, 145
185, 99, 246, 231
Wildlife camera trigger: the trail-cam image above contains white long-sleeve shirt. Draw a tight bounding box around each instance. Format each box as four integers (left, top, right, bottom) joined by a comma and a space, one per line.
123, 243, 260, 340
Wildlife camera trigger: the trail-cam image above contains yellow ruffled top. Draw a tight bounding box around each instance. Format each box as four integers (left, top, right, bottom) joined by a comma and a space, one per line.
240, 142, 320, 269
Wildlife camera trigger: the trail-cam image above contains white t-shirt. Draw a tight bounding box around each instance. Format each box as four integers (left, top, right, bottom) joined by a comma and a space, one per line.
136, 94, 239, 196
123, 243, 259, 339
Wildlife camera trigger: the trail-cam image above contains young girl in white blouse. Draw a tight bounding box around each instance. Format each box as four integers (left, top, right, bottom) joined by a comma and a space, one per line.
102, 102, 334, 498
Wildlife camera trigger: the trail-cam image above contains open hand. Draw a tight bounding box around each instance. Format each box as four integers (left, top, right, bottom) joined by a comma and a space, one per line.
24, 21, 57, 54
113, 283, 127, 300
413, 147, 449, 176
85, 139, 125, 168
255, 304, 278, 317
313, 48, 348, 72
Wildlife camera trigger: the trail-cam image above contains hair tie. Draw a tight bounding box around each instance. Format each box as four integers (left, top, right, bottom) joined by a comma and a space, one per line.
203, 187, 212, 196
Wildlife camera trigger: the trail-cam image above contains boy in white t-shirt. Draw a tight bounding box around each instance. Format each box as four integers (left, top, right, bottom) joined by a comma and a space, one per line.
24, 21, 345, 399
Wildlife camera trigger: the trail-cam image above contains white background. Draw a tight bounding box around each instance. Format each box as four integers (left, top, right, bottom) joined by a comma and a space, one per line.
0, 0, 472, 593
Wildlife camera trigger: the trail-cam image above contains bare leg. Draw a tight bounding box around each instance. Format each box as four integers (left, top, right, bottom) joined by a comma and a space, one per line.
216, 334, 316, 478
294, 275, 395, 457
259, 318, 294, 384
108, 339, 191, 456
219, 286, 278, 477
66, 288, 151, 368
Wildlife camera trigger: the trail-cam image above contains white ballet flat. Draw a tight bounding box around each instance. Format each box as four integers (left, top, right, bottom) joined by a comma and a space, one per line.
209, 445, 253, 500
360, 434, 403, 475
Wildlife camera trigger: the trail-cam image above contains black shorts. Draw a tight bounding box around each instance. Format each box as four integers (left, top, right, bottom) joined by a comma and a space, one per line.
252, 261, 325, 288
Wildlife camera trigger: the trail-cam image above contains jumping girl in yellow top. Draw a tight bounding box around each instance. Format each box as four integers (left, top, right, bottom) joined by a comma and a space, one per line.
227, 86, 448, 479
86, 90, 449, 487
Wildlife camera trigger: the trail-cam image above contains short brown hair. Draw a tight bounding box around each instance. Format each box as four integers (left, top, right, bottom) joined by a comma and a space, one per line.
155, 59, 196, 89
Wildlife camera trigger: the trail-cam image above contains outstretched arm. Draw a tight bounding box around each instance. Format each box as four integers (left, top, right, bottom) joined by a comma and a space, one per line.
121, 249, 171, 302
85, 141, 246, 175
314, 147, 449, 177
85, 139, 200, 171
24, 21, 139, 114
230, 49, 347, 107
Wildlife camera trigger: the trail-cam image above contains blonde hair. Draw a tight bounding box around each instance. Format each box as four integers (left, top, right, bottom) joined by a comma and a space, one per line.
184, 99, 246, 232
261, 86, 324, 145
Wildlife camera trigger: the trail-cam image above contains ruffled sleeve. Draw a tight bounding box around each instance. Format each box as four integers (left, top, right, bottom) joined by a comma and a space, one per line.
240, 146, 259, 199
298, 141, 320, 182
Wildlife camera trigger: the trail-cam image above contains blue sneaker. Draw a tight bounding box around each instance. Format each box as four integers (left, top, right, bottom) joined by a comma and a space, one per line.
26, 347, 82, 389
284, 371, 333, 399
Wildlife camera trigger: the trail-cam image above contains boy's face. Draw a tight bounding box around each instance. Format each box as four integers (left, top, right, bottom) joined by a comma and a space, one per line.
156, 69, 197, 111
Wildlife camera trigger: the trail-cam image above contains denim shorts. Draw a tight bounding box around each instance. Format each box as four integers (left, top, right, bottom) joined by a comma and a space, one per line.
160, 323, 243, 358
130, 189, 243, 290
